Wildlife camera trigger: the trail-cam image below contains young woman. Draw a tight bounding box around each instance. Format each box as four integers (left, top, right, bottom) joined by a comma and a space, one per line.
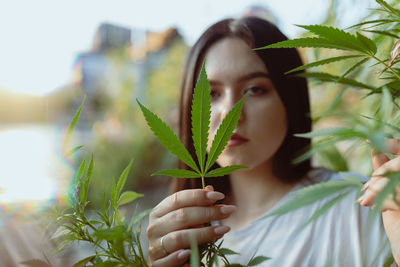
146, 17, 400, 266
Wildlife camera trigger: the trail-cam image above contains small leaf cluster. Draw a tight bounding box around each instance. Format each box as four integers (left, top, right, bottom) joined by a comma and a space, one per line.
50, 156, 149, 267
48, 98, 150, 266
256, 0, 400, 100
190, 237, 269, 267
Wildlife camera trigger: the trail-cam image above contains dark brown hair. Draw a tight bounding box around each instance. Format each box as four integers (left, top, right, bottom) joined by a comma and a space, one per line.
172, 17, 311, 195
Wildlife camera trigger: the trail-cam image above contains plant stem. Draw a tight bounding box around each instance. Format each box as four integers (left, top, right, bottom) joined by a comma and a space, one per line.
370, 54, 400, 80
201, 175, 205, 189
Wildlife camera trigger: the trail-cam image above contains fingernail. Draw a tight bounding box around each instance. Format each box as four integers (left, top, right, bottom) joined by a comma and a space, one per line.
177, 249, 191, 260
214, 225, 230, 235
205, 185, 214, 191
361, 182, 369, 191
220, 205, 236, 214
356, 195, 364, 204
206, 191, 225, 201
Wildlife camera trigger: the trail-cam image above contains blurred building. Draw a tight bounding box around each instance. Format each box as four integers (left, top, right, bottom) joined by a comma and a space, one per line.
92, 23, 132, 53
71, 22, 183, 119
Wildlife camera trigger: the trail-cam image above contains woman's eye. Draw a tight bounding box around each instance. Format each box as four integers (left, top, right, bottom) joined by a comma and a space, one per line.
210, 90, 220, 100
246, 86, 268, 96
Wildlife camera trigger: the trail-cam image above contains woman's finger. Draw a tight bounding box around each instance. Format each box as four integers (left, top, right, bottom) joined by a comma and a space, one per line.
359, 176, 389, 206
160, 225, 230, 255
371, 149, 390, 170
151, 189, 225, 219
151, 249, 191, 267
150, 204, 236, 236
371, 155, 400, 177
359, 176, 400, 210
380, 139, 400, 155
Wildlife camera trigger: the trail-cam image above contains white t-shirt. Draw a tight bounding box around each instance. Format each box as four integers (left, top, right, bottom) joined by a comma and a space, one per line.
216, 169, 393, 267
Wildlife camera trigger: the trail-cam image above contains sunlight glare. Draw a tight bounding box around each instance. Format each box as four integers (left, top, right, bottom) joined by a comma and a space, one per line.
0, 126, 57, 203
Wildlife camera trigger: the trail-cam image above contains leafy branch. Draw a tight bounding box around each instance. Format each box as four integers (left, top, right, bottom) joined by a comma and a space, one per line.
137, 62, 248, 189
137, 63, 268, 266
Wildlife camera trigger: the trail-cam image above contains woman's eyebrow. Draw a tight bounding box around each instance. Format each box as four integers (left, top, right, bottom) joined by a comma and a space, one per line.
237, 71, 271, 83
208, 71, 271, 86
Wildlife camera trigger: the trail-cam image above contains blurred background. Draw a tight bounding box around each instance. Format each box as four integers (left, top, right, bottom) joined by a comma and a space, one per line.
0, 0, 383, 263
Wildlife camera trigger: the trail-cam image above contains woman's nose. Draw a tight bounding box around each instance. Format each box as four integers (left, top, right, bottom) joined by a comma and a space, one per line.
219, 93, 245, 123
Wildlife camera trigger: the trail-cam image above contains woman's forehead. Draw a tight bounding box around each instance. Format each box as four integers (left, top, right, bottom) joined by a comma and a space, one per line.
204, 37, 268, 81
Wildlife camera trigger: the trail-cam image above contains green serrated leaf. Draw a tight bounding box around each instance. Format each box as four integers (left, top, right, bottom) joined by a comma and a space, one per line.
63, 96, 86, 154
356, 32, 377, 54
380, 87, 393, 123
152, 169, 201, 178
346, 19, 400, 29
205, 94, 247, 172
338, 173, 363, 186
118, 191, 143, 206
51, 226, 70, 239
340, 57, 369, 77
297, 24, 372, 53
361, 115, 400, 134
192, 62, 211, 174
80, 153, 94, 204
137, 99, 200, 173
293, 138, 342, 164
361, 29, 399, 39
300, 192, 349, 228
295, 72, 376, 90
94, 225, 125, 240
219, 248, 239, 255
377, 0, 400, 17
295, 127, 365, 139
265, 180, 359, 218
317, 145, 349, 172
65, 145, 84, 157
247, 255, 271, 266
205, 165, 247, 177
73, 255, 97, 267
255, 37, 360, 51
116, 159, 134, 200
75, 157, 87, 185
285, 55, 364, 74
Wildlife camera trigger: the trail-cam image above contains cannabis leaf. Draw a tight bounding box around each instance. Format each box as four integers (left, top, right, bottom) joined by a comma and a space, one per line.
137, 62, 247, 189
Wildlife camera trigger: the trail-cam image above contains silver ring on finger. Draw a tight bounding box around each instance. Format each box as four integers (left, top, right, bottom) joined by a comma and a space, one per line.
160, 235, 169, 256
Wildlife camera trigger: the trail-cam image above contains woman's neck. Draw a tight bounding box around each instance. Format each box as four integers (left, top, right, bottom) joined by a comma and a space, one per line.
223, 160, 297, 230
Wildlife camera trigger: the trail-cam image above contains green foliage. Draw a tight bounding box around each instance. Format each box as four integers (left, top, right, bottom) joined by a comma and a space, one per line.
53, 159, 149, 266
265, 179, 361, 218
257, 4, 400, 265
63, 95, 86, 156
137, 62, 247, 189
192, 62, 211, 174
48, 97, 150, 266
137, 100, 200, 173
138, 62, 268, 266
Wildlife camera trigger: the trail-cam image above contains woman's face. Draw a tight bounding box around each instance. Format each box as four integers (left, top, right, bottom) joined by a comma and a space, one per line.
204, 37, 287, 170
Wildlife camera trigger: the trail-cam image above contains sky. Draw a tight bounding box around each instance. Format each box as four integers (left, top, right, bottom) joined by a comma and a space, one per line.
0, 0, 374, 96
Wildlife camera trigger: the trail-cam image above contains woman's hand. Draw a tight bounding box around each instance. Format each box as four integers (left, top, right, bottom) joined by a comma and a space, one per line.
358, 139, 400, 264
146, 185, 236, 267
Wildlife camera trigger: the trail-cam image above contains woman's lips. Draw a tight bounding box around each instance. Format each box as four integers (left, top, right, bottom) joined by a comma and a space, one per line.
227, 133, 249, 147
